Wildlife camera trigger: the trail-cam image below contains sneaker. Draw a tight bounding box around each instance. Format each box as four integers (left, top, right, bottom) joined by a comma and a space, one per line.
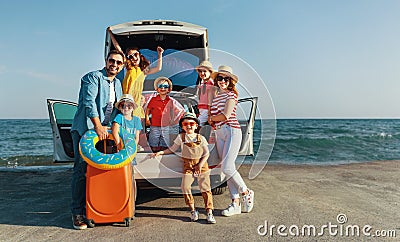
242, 189, 255, 213
72, 215, 87, 230
221, 202, 241, 217
190, 210, 199, 222
137, 145, 144, 152
206, 213, 216, 224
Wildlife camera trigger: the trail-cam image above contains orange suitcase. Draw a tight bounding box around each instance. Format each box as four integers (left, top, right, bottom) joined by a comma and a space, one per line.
86, 163, 134, 227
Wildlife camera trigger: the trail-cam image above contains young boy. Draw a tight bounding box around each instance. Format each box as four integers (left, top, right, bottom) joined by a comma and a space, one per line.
145, 77, 185, 152
151, 112, 216, 224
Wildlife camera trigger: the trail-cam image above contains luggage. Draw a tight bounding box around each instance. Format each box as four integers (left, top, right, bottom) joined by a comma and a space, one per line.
86, 163, 134, 227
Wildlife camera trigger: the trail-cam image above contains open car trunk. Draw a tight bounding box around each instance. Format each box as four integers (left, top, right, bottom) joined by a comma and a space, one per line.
107, 20, 208, 92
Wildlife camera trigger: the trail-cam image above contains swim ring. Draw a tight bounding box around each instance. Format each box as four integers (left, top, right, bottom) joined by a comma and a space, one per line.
79, 129, 137, 170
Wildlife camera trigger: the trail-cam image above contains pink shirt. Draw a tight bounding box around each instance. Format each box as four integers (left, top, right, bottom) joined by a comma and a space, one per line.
197, 79, 214, 110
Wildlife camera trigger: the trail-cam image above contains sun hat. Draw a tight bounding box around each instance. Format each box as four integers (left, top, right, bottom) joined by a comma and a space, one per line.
195, 60, 213, 73
179, 112, 200, 127
153, 76, 173, 90
114, 94, 138, 109
211, 65, 238, 83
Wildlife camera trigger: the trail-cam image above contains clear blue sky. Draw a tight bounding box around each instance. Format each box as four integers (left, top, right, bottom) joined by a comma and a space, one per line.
1, 0, 399, 119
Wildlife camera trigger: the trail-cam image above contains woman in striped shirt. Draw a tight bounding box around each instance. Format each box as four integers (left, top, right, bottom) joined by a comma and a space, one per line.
209, 66, 255, 217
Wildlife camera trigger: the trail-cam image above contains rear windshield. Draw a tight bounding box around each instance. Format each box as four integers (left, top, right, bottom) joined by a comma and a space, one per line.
112, 33, 206, 92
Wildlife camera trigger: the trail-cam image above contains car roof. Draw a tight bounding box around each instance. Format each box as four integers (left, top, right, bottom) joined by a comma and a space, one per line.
109, 20, 207, 36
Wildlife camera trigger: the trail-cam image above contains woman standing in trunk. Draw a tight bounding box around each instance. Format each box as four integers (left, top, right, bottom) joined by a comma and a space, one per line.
107, 27, 164, 119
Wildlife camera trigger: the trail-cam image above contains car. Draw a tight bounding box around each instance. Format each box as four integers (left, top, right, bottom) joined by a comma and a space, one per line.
47, 20, 258, 195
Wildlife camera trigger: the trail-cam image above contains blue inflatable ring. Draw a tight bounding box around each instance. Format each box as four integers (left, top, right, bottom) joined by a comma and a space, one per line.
79, 129, 137, 170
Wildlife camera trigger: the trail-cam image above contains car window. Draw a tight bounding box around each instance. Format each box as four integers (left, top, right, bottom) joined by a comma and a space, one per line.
53, 103, 77, 125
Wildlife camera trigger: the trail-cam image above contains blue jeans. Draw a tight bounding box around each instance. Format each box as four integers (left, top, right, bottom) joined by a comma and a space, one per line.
71, 130, 87, 215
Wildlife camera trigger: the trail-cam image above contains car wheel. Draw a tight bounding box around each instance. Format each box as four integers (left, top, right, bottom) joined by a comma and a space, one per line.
211, 182, 227, 195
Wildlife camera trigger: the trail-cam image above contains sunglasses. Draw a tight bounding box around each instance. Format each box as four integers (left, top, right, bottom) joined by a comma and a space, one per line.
119, 103, 134, 109
182, 121, 197, 127
126, 52, 140, 60
216, 75, 232, 83
157, 84, 170, 89
108, 58, 123, 66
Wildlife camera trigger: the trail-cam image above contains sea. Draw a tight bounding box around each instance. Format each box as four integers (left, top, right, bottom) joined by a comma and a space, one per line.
0, 119, 399, 168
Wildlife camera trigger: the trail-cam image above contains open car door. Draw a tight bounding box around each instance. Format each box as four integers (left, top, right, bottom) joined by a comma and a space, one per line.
47, 99, 77, 162
237, 97, 258, 156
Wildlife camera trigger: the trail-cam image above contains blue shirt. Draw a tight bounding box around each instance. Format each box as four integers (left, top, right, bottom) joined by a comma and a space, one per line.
71, 68, 122, 136
113, 114, 143, 135
113, 114, 142, 165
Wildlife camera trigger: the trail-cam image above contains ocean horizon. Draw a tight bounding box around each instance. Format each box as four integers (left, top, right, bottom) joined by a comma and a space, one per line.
0, 119, 399, 168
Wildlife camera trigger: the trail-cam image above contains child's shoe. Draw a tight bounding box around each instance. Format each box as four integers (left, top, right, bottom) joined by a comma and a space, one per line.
242, 189, 255, 213
206, 212, 216, 224
221, 202, 241, 217
190, 210, 199, 222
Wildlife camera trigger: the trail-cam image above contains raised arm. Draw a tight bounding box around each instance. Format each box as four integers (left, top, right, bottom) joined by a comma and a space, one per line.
107, 27, 123, 54
145, 46, 164, 75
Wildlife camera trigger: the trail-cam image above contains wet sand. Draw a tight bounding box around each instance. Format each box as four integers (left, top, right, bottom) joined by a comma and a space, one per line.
0, 161, 399, 241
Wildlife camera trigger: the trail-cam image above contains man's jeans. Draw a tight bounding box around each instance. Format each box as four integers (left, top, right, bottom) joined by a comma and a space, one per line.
71, 130, 87, 215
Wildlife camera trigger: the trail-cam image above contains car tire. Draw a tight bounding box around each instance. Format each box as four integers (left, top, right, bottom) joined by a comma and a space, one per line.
211, 182, 227, 195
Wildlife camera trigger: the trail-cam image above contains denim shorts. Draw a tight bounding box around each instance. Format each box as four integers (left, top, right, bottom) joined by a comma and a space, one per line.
148, 125, 179, 147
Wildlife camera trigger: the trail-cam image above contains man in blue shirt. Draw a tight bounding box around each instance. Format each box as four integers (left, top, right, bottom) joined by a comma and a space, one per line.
70, 50, 124, 230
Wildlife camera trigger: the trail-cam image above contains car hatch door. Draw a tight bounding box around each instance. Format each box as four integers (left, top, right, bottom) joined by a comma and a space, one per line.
237, 97, 258, 156
47, 99, 77, 162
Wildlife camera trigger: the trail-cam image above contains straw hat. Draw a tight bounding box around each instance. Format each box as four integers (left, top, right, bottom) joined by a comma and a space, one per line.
195, 60, 213, 73
179, 112, 200, 127
153, 76, 173, 90
211, 65, 238, 83
114, 94, 138, 109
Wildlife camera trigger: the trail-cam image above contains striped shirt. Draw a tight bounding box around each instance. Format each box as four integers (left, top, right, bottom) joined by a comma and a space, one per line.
210, 91, 241, 129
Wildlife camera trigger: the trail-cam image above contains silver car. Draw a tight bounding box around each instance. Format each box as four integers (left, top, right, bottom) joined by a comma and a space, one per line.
47, 20, 257, 195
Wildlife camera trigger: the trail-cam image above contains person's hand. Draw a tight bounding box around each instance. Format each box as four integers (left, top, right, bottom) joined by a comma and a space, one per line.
149, 151, 162, 158
208, 117, 215, 127
145, 119, 151, 126
157, 46, 164, 55
95, 126, 108, 140
115, 141, 123, 151
194, 165, 201, 177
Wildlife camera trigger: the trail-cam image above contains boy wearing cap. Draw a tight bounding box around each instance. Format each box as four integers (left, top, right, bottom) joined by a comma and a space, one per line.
151, 113, 216, 224
145, 77, 185, 152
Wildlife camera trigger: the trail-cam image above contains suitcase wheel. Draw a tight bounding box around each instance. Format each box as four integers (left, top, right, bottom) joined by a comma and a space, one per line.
124, 218, 130, 227
87, 219, 95, 228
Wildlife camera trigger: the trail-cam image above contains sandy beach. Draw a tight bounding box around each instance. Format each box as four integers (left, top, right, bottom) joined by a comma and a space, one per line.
0, 160, 399, 241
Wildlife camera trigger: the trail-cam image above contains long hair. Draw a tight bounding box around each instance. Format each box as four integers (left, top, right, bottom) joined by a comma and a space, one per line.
125, 47, 150, 71
214, 75, 239, 96
228, 81, 239, 96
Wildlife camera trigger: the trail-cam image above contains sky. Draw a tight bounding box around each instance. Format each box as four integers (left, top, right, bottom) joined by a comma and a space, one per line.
0, 0, 399, 119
